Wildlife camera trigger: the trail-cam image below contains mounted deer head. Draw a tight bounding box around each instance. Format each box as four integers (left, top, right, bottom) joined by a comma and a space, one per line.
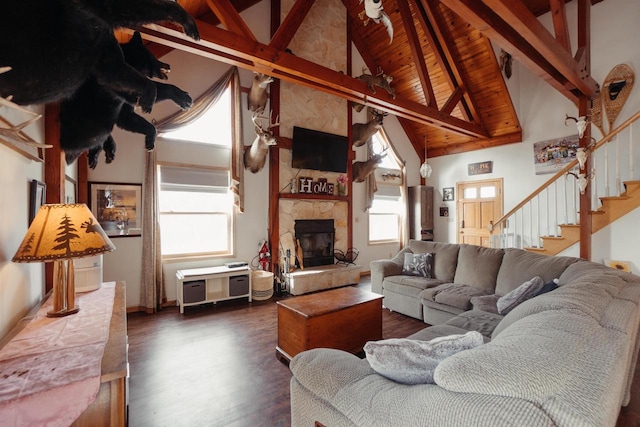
352, 148, 388, 182
248, 72, 274, 114
243, 111, 279, 173
352, 110, 388, 147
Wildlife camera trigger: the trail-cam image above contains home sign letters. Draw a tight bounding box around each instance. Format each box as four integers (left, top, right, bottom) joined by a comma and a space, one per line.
298, 177, 335, 195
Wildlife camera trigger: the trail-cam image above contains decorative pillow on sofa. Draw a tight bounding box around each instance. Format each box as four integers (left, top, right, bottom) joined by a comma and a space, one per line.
364, 331, 484, 385
470, 294, 500, 314
534, 278, 559, 297
497, 276, 545, 315
402, 252, 434, 278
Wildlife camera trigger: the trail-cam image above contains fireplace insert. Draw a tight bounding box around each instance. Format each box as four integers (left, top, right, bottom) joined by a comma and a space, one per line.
294, 219, 335, 267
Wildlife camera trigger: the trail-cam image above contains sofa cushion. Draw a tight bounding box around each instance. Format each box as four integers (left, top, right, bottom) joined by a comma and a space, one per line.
383, 275, 443, 292
409, 240, 460, 282
408, 324, 488, 342
445, 310, 504, 338
453, 245, 504, 293
535, 278, 559, 297
495, 248, 579, 295
422, 283, 492, 311
497, 276, 545, 315
364, 331, 484, 385
470, 294, 500, 314
402, 252, 434, 277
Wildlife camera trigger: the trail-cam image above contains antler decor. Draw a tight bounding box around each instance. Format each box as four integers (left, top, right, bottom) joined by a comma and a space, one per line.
566, 169, 595, 195
0, 67, 50, 148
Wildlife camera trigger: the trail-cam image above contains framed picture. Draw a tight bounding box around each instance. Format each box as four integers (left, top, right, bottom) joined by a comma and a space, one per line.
89, 182, 142, 237
443, 187, 455, 201
439, 206, 449, 217
64, 175, 77, 204
29, 179, 46, 224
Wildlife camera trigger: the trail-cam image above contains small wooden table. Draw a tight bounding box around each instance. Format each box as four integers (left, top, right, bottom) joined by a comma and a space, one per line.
276, 286, 383, 363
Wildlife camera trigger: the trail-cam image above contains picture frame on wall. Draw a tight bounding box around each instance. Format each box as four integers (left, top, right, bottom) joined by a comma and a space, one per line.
65, 175, 77, 204
29, 179, 46, 224
89, 182, 142, 237
443, 187, 455, 201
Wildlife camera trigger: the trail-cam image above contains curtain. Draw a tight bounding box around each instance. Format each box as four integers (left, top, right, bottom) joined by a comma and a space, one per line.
155, 66, 244, 211
140, 149, 163, 313
365, 138, 378, 211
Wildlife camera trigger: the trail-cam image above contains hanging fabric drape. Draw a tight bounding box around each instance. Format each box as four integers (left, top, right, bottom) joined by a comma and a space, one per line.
141, 149, 163, 313
155, 66, 244, 212
365, 138, 378, 211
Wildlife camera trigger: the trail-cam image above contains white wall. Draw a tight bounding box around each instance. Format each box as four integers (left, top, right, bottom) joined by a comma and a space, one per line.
427, 0, 640, 274
0, 105, 45, 338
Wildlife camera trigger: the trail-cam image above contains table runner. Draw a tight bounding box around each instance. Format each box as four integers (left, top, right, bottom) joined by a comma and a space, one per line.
0, 282, 116, 426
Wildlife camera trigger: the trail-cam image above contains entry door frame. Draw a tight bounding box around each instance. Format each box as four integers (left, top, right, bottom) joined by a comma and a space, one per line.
456, 178, 504, 247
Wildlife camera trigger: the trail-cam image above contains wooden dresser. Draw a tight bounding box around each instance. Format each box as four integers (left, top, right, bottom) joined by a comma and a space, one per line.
0, 282, 128, 427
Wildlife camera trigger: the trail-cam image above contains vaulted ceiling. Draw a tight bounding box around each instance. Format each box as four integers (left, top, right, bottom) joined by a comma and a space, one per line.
132, 0, 602, 159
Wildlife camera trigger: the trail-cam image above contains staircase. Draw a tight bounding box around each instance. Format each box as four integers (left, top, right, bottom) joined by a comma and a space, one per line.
491, 111, 640, 255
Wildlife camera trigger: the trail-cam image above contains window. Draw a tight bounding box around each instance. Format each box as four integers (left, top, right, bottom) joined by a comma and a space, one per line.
368, 131, 405, 243
156, 79, 237, 258
158, 165, 233, 257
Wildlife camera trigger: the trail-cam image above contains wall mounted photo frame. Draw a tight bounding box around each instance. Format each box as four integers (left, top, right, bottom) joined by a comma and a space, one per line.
64, 175, 77, 204
89, 182, 142, 237
443, 187, 455, 201
439, 206, 449, 217
29, 179, 46, 224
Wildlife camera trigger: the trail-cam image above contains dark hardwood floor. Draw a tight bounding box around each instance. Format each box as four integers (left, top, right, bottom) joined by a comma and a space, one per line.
127, 278, 640, 427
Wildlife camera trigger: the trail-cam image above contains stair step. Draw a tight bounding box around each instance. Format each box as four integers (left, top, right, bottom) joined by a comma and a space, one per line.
600, 195, 630, 202
524, 246, 546, 252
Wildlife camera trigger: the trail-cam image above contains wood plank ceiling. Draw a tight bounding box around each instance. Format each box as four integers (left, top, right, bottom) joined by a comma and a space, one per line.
134, 0, 602, 159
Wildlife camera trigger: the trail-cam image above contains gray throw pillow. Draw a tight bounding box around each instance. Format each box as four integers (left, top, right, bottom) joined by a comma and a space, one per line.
497, 276, 545, 315
364, 331, 484, 384
402, 252, 434, 278
470, 294, 500, 314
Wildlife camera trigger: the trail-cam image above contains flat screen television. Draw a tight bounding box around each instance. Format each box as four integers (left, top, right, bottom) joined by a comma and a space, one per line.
291, 126, 348, 173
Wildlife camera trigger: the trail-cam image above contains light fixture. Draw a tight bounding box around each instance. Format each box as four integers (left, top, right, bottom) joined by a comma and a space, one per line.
419, 135, 432, 178
12, 204, 115, 317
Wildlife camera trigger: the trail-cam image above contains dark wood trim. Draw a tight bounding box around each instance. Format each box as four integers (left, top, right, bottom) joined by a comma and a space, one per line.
269, 0, 317, 51
205, 0, 256, 40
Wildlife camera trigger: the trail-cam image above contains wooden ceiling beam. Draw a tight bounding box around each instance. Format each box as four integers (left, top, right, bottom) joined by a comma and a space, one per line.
269, 0, 317, 51
205, 0, 256, 40
419, 0, 480, 123
397, 0, 436, 107
482, 0, 595, 95
549, 0, 571, 52
428, 131, 523, 158
440, 0, 582, 103
137, 21, 489, 138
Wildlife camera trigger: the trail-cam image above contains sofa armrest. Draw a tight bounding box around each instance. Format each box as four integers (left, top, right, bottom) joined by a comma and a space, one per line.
370, 248, 409, 294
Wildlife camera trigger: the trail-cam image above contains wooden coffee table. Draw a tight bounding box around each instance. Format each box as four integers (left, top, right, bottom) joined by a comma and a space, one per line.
276, 286, 383, 363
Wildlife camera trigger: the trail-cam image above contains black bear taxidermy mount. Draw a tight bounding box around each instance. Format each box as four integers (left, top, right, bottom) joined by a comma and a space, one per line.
61, 32, 194, 168
0, 0, 199, 111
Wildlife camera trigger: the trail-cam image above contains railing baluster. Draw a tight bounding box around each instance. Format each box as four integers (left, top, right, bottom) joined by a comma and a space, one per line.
536, 194, 540, 248
546, 187, 550, 237
631, 124, 635, 180
616, 135, 621, 195
605, 143, 610, 197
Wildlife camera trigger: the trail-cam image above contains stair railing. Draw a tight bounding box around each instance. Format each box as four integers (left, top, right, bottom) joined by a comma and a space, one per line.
490, 110, 640, 250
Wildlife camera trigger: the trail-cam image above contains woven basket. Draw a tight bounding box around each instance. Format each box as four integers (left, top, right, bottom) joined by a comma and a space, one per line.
251, 270, 274, 301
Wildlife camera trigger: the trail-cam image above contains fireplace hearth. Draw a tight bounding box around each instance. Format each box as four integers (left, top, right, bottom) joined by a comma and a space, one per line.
294, 219, 335, 267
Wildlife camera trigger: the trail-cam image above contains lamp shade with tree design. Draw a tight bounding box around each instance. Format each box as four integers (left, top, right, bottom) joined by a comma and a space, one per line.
12, 204, 115, 317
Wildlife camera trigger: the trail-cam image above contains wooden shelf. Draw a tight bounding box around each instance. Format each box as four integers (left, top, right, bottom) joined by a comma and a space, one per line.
279, 193, 348, 201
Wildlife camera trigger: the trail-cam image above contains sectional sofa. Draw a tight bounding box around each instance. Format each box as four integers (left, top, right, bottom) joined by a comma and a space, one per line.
289, 241, 640, 426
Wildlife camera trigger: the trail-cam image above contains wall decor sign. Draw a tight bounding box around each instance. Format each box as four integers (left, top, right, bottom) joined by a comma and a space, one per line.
298, 177, 335, 195
89, 182, 142, 237
533, 134, 579, 175
468, 161, 493, 175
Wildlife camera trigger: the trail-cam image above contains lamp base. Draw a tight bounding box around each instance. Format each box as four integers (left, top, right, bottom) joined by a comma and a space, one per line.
47, 306, 80, 318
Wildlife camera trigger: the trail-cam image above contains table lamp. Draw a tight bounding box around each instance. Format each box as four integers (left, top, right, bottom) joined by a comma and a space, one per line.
12, 203, 116, 317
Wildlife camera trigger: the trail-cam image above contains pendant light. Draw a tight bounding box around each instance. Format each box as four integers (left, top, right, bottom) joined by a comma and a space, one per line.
419, 135, 432, 178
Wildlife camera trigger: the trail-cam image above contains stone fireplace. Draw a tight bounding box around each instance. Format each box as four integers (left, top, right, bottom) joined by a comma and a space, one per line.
295, 219, 335, 267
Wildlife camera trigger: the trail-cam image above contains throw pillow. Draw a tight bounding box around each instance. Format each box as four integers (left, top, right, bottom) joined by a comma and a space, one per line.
364, 331, 484, 385
402, 252, 434, 278
470, 294, 500, 314
497, 276, 545, 315
534, 278, 559, 297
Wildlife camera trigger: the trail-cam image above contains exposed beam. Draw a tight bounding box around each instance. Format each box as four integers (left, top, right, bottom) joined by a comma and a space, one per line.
206, 0, 256, 40
428, 131, 522, 158
549, 0, 571, 52
137, 21, 489, 139
440, 0, 583, 103
442, 86, 464, 116
269, 0, 317, 51
397, 0, 436, 107
419, 0, 480, 123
